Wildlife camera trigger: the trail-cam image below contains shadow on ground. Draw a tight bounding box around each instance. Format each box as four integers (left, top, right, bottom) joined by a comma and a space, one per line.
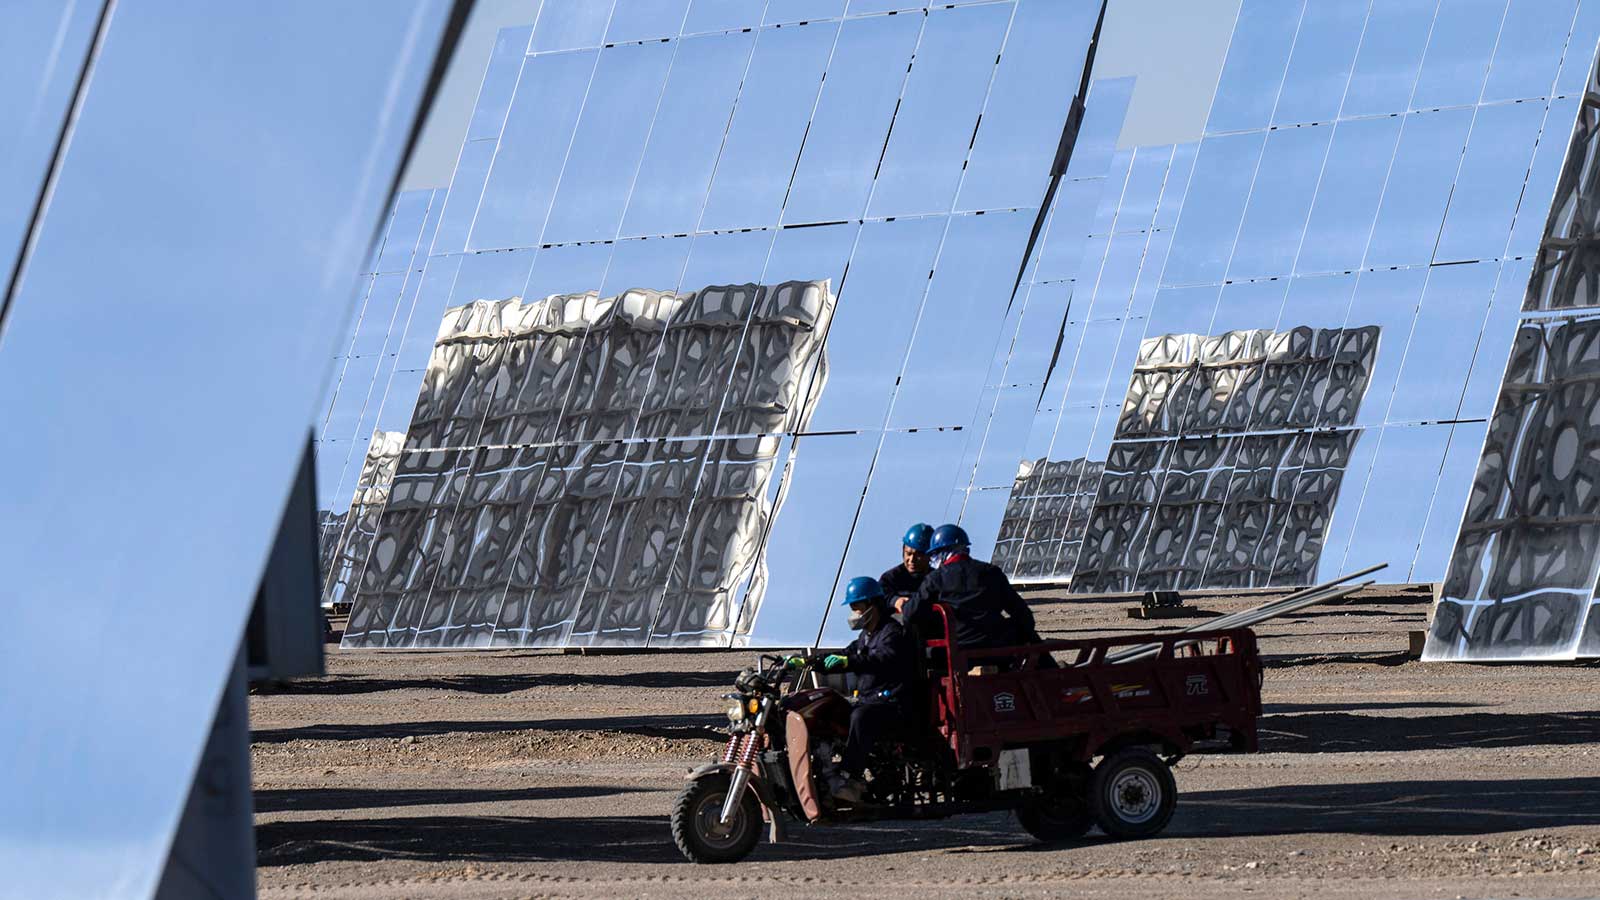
256, 776, 1600, 867
263, 669, 742, 696
254, 785, 643, 814
1259, 710, 1600, 752
251, 713, 724, 744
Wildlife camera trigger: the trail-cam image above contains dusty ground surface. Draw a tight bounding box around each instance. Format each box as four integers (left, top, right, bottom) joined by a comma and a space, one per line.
252, 587, 1600, 898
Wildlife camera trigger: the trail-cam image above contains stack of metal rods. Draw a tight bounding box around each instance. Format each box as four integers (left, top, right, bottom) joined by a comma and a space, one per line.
1101, 563, 1389, 665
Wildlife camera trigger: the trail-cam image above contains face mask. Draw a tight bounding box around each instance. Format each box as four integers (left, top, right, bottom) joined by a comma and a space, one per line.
847, 604, 880, 631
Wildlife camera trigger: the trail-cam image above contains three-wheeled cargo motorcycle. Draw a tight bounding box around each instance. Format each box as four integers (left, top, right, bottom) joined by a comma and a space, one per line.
670, 605, 1264, 863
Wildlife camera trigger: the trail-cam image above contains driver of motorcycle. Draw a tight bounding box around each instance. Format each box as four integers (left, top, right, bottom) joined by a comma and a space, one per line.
789, 575, 916, 804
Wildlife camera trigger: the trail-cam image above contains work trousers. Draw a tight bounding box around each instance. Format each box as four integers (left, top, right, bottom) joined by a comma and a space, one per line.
843, 698, 905, 777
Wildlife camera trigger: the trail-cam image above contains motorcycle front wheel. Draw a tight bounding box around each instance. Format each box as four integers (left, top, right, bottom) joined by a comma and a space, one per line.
671, 770, 763, 863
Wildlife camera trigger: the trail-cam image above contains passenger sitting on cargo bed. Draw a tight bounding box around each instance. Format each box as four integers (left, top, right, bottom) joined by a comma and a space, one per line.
899, 524, 1049, 665
879, 522, 933, 606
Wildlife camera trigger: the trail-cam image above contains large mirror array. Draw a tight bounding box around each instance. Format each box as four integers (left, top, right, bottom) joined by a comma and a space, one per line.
1426, 38, 1600, 661
319, 0, 1110, 648
993, 0, 1600, 610
318, 0, 1600, 656
1, 2, 459, 894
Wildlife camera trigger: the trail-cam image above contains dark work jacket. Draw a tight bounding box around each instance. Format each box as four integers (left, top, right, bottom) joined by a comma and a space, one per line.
878, 563, 926, 602
842, 617, 917, 700
902, 555, 1037, 651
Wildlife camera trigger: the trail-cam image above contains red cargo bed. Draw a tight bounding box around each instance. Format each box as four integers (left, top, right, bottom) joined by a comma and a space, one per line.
922, 608, 1264, 767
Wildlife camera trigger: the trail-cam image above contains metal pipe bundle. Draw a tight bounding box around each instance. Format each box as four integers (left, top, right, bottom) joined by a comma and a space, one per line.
1102, 562, 1389, 664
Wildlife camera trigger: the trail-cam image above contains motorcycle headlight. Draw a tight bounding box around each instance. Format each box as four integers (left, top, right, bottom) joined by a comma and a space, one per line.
727, 702, 745, 723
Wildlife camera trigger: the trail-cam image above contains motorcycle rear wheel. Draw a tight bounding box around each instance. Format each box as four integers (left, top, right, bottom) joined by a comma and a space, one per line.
1015, 794, 1094, 842
671, 771, 763, 863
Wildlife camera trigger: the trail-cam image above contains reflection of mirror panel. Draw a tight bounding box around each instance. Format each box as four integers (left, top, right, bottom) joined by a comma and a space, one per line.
1435, 101, 1546, 263
375, 190, 436, 273
1365, 108, 1474, 269
1008, 282, 1072, 388
1116, 145, 1176, 231
1092, 152, 1134, 236
1340, 0, 1436, 119
577, 435, 782, 647
956, 486, 1014, 564
890, 211, 1033, 428
523, 241, 615, 302
396, 255, 465, 371
1209, 277, 1288, 335
867, 3, 1011, 217
620, 31, 757, 238
1295, 116, 1403, 274
467, 25, 533, 141
764, 0, 847, 24
429, 445, 559, 648
542, 41, 676, 244
741, 432, 879, 648
1344, 266, 1428, 426
1205, 0, 1303, 135
1086, 231, 1154, 320
606, 0, 691, 43
1483, 0, 1576, 103
1228, 124, 1332, 281
1128, 230, 1173, 320
1312, 421, 1381, 579
379, 448, 483, 647
1280, 432, 1369, 584
1427, 313, 1600, 659
1033, 179, 1112, 283
597, 234, 695, 300
958, 0, 1101, 212
530, 0, 617, 53
452, 247, 538, 307
1557, 8, 1600, 95
469, 50, 597, 251
1340, 424, 1452, 581
1146, 284, 1221, 339
969, 386, 1044, 489
700, 22, 837, 230
1387, 261, 1499, 424
802, 218, 945, 432
432, 138, 497, 255
1161, 131, 1266, 286
684, 0, 769, 34
1412, 421, 1490, 582
1154, 142, 1198, 232
1271, 0, 1365, 127
1410, 0, 1511, 111
782, 13, 919, 225
1070, 78, 1138, 182
1509, 96, 1580, 257
1460, 258, 1535, 419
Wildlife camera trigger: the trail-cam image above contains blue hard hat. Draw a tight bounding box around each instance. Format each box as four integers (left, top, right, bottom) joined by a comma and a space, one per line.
928, 523, 970, 555
902, 522, 934, 553
841, 575, 886, 607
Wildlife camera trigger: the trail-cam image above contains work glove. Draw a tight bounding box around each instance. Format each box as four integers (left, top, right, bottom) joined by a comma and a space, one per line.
823, 654, 848, 671
784, 655, 806, 670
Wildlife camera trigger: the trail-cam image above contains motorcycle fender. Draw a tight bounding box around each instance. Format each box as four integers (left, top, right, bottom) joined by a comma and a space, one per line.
688, 759, 787, 839
785, 710, 822, 823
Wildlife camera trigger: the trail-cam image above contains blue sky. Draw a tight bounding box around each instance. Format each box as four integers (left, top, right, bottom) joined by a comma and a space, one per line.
400, 0, 1242, 190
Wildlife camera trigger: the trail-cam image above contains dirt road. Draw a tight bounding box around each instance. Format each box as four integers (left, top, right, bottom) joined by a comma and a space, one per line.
251, 588, 1600, 898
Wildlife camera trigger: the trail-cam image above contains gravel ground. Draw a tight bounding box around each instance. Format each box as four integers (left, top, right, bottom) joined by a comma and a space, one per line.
251, 587, 1600, 898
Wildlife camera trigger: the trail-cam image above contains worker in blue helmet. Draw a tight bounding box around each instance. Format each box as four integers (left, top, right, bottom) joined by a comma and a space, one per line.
881, 522, 933, 609
901, 523, 1045, 659
787, 575, 915, 804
